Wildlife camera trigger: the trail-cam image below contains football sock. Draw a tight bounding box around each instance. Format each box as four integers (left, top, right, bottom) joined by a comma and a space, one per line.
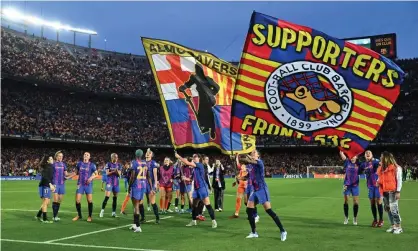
353, 204, 359, 218
152, 203, 159, 220
56, 203, 61, 217
344, 203, 349, 218
112, 197, 117, 213
235, 197, 242, 215
139, 204, 145, 220
42, 212, 47, 221
167, 202, 171, 210
37, 209, 42, 218
254, 206, 258, 217
371, 203, 377, 221
198, 201, 205, 215
88, 202, 93, 217
52, 202, 58, 217
192, 206, 198, 220
102, 196, 109, 210
246, 208, 256, 233
134, 213, 140, 227
206, 204, 215, 220
175, 198, 179, 207
266, 208, 285, 232
181, 204, 185, 210
76, 202, 82, 218
377, 204, 384, 221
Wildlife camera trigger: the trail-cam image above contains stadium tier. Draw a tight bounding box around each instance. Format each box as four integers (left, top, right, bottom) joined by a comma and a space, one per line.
1, 27, 418, 177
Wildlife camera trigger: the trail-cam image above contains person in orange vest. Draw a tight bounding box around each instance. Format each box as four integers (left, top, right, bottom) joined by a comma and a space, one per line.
376, 151, 403, 234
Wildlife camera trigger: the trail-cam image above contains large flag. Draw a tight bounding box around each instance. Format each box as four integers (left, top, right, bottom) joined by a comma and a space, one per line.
231, 12, 405, 157
142, 38, 255, 154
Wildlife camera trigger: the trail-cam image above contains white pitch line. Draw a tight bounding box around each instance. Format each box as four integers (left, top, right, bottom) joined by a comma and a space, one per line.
223, 194, 418, 201
1, 208, 73, 213
44, 216, 173, 243
1, 190, 34, 193
1, 239, 169, 251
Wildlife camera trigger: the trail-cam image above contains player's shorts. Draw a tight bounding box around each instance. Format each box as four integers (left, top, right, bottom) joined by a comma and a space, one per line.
159, 185, 173, 193
131, 187, 146, 201
39, 186, 51, 198
172, 182, 180, 191
248, 187, 269, 205
76, 184, 93, 195
368, 187, 381, 199
180, 183, 192, 193
105, 183, 120, 193
146, 182, 158, 194
53, 184, 65, 195
343, 185, 360, 196
192, 187, 209, 200
238, 180, 247, 194
102, 176, 107, 183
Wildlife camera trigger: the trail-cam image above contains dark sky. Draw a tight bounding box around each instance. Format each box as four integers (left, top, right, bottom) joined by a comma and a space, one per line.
3, 1, 418, 60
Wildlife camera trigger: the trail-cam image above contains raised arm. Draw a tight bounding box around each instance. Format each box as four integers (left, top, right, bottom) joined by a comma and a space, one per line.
239, 155, 257, 165
175, 153, 196, 168
339, 151, 347, 161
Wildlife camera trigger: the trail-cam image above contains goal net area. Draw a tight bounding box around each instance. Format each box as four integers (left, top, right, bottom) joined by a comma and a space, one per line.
307, 165, 344, 179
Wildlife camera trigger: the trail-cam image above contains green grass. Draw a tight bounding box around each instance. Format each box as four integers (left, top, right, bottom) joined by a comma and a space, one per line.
1, 179, 417, 251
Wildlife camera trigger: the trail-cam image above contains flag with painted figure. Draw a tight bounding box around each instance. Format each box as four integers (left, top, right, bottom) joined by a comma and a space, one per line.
142, 37, 255, 154
231, 12, 405, 157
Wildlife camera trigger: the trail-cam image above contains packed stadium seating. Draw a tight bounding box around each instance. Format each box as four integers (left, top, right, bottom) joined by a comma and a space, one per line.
1, 28, 418, 178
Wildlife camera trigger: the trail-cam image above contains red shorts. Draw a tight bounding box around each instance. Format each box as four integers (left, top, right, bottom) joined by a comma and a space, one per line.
159, 186, 172, 193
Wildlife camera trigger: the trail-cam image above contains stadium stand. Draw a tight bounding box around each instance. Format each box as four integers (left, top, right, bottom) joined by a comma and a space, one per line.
1, 28, 418, 178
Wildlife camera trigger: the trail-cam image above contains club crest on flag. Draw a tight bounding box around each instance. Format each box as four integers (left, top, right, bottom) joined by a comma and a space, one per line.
231, 12, 405, 158
265, 61, 353, 132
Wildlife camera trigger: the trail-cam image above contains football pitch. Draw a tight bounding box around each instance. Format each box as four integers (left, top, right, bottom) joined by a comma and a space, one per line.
1, 179, 417, 251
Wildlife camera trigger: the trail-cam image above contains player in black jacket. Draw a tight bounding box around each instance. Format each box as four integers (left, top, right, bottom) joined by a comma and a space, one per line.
35, 155, 56, 223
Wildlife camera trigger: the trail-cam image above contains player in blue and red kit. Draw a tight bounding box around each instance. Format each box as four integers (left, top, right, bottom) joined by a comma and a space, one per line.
128, 149, 149, 233
340, 151, 364, 225
241, 150, 287, 240
35, 155, 56, 223
361, 150, 384, 227
175, 152, 217, 228
52, 151, 73, 222
180, 159, 194, 213
99, 153, 122, 218
143, 148, 160, 223
243, 158, 260, 223
172, 161, 181, 213
73, 152, 97, 222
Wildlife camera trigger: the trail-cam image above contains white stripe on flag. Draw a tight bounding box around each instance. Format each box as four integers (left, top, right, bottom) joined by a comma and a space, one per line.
160, 83, 179, 100
152, 54, 171, 71
180, 56, 196, 72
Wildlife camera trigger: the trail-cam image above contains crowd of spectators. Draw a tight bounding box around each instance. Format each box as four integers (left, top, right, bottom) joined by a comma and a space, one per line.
1, 28, 156, 96
1, 82, 169, 144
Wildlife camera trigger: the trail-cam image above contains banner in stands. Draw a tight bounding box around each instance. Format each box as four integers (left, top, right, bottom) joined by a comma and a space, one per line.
142, 37, 255, 154
314, 174, 366, 179
272, 174, 313, 178
1, 176, 40, 181
231, 11, 405, 158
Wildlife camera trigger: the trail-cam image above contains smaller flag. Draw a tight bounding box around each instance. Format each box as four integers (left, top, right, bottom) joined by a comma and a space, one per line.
142, 38, 255, 154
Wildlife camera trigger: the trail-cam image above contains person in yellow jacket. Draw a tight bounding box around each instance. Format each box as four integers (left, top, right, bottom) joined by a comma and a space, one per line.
376, 151, 403, 234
